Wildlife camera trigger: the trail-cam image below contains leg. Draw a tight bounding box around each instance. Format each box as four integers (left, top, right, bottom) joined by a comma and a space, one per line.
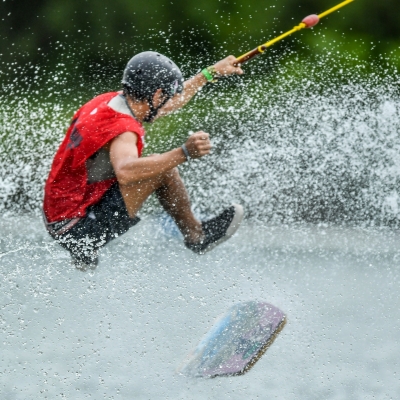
118, 168, 203, 243
55, 183, 141, 270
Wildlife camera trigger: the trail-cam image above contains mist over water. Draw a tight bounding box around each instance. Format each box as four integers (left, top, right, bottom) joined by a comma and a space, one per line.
184, 73, 400, 226
2, 216, 400, 399
1, 55, 400, 226
2, 52, 400, 398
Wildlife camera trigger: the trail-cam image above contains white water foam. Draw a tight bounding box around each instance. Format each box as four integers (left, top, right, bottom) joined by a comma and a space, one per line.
1, 57, 400, 226
1, 54, 400, 399
1, 216, 400, 399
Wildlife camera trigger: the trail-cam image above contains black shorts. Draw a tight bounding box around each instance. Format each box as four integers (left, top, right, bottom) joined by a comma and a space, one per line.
52, 183, 140, 262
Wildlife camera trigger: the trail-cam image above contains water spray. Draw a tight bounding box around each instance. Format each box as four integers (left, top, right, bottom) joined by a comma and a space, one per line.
236, 0, 355, 65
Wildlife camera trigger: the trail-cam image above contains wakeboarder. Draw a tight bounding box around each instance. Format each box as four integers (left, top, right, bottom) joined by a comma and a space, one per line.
42, 52, 244, 269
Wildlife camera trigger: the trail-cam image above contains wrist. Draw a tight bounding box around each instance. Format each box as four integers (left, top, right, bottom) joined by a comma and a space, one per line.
201, 66, 219, 83
181, 144, 190, 162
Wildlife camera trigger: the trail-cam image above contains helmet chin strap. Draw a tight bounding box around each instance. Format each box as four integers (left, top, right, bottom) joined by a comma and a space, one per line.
143, 95, 170, 123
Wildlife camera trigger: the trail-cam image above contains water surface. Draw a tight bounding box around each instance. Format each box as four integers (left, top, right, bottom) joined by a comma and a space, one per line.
1, 216, 399, 399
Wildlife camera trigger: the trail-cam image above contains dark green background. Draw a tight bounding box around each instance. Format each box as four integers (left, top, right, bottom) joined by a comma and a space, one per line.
1, 0, 400, 81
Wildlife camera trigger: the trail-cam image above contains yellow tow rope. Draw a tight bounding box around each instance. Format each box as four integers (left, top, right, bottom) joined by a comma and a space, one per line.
236, 0, 354, 64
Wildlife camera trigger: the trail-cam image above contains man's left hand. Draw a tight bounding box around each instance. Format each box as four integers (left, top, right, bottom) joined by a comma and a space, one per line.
213, 55, 244, 77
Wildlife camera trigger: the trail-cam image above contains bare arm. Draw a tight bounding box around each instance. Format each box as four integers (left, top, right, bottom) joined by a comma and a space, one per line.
157, 55, 243, 118
157, 73, 208, 117
110, 131, 212, 185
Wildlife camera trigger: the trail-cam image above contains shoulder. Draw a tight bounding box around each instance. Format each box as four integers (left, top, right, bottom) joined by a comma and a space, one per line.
76, 92, 119, 118
106, 96, 145, 137
104, 131, 137, 151
85, 92, 119, 108
113, 131, 139, 143
107, 94, 133, 117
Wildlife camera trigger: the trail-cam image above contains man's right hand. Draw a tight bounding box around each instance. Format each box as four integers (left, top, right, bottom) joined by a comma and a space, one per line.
184, 131, 212, 159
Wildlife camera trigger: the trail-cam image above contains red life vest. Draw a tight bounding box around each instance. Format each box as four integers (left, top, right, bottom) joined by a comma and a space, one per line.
43, 92, 145, 222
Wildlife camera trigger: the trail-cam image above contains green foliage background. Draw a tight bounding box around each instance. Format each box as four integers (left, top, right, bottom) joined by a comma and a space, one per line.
1, 0, 400, 81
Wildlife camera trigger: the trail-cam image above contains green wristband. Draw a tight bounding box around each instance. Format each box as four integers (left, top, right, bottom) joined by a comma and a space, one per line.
201, 68, 214, 82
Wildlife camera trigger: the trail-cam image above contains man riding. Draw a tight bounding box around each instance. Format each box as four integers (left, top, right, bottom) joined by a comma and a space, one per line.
43, 52, 244, 269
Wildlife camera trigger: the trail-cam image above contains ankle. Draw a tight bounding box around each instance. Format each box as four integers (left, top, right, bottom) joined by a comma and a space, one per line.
184, 225, 204, 244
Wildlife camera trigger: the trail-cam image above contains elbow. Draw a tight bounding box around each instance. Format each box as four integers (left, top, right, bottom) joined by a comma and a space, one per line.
114, 167, 133, 186
116, 175, 131, 187
114, 164, 147, 186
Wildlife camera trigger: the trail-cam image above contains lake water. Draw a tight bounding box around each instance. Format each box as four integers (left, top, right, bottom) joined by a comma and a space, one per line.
2, 56, 400, 398
1, 216, 400, 399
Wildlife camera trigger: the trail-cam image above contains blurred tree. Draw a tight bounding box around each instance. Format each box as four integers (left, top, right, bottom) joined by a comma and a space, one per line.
1, 0, 399, 79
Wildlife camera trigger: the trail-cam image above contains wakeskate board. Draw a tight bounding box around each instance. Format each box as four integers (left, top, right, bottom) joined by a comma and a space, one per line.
178, 301, 286, 378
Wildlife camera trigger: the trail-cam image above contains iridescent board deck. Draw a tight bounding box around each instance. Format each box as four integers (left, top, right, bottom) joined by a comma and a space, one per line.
178, 301, 286, 378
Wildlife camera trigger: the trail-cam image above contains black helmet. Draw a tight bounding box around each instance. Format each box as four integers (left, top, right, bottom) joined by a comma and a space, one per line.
122, 51, 184, 102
